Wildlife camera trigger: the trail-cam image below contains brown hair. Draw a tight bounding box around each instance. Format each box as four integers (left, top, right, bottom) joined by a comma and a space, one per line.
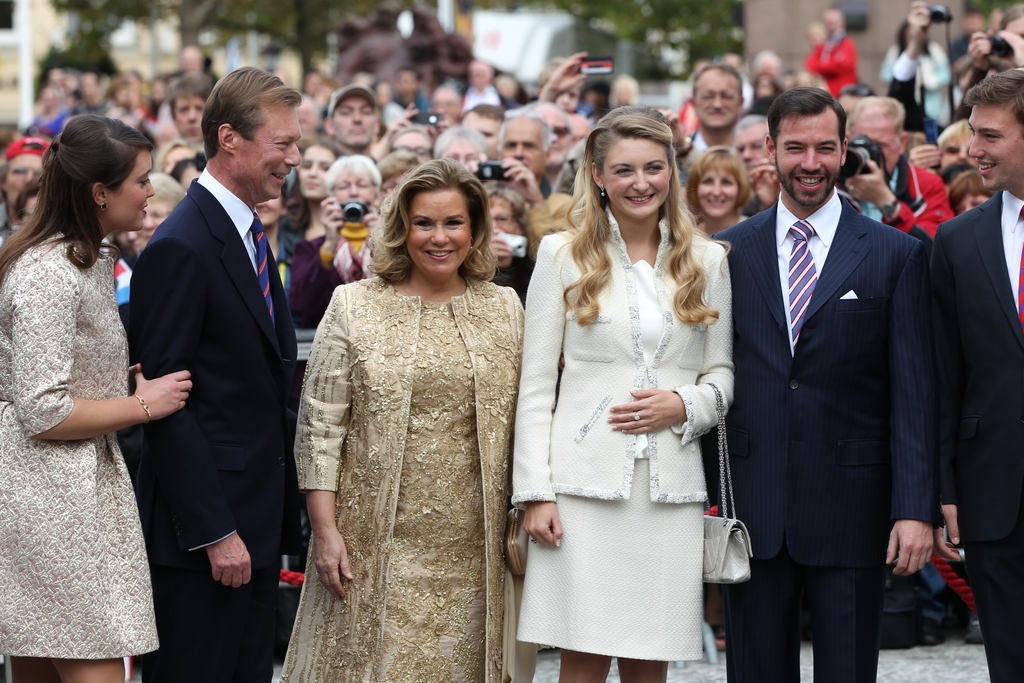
201, 67, 302, 159
566, 105, 718, 326
963, 68, 1024, 129
0, 115, 153, 287
374, 158, 495, 284
167, 74, 212, 111
768, 86, 847, 143
947, 169, 994, 214
484, 182, 530, 239
686, 146, 752, 222
377, 149, 421, 183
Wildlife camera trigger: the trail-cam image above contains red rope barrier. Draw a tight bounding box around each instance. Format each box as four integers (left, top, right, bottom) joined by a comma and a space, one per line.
280, 569, 305, 586
930, 555, 975, 614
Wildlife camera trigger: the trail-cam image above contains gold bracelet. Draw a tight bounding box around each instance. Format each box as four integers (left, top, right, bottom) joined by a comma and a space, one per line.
132, 394, 152, 424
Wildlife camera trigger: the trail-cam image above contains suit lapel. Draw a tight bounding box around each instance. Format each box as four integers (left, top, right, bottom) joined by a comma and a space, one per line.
190, 184, 283, 358
802, 203, 870, 324
745, 206, 788, 332
972, 194, 1024, 351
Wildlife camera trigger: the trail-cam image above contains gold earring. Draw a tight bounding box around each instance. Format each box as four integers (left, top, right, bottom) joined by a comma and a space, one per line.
100, 201, 108, 210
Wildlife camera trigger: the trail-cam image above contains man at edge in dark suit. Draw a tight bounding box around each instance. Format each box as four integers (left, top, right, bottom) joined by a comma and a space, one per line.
931, 68, 1024, 683
129, 67, 303, 682
717, 87, 949, 683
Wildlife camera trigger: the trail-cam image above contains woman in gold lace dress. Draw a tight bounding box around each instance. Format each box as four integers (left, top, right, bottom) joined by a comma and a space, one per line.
282, 159, 523, 683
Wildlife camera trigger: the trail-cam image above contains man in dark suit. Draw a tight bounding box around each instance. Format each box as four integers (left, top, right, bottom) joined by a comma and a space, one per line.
718, 87, 944, 683
931, 68, 1024, 682
129, 67, 303, 683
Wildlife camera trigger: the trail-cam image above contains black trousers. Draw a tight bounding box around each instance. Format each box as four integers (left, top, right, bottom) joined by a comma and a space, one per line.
143, 562, 279, 683
964, 487, 1024, 683
724, 542, 886, 683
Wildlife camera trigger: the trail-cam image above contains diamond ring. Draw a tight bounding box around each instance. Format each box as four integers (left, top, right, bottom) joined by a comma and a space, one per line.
634, 413, 641, 421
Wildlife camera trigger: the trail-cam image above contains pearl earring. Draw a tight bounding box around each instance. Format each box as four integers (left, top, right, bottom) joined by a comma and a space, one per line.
599, 187, 606, 198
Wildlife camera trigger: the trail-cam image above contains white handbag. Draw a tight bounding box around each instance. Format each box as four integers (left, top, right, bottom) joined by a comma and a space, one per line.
703, 383, 753, 584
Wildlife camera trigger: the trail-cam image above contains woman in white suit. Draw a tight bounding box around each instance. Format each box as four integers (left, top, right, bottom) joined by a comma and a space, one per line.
513, 107, 734, 682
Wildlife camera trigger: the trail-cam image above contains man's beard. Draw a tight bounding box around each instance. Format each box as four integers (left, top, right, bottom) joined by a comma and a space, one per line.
776, 160, 838, 210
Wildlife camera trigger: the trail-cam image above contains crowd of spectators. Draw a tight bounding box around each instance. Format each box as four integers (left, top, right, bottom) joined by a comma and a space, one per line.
2, 0, 1022, 653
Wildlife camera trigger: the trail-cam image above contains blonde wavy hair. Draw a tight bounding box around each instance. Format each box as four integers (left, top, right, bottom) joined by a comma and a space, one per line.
373, 158, 496, 284
565, 105, 718, 327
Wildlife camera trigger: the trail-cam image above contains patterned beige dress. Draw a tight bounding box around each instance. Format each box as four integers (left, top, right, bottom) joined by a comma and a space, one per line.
0, 243, 159, 658
282, 278, 523, 683
380, 299, 486, 680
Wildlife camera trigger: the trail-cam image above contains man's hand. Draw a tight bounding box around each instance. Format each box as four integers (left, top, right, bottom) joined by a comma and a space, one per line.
749, 162, 781, 208
905, 2, 931, 60
502, 158, 544, 206
908, 143, 941, 170
206, 532, 251, 587
887, 519, 934, 575
995, 29, 1024, 68
843, 160, 898, 211
523, 501, 563, 546
968, 31, 994, 71
538, 52, 588, 104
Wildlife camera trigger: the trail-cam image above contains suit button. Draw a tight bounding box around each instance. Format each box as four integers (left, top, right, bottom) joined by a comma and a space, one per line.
789, 380, 799, 390
278, 456, 286, 466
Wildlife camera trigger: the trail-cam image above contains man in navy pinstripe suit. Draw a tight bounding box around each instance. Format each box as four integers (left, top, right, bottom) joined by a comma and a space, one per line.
717, 87, 945, 683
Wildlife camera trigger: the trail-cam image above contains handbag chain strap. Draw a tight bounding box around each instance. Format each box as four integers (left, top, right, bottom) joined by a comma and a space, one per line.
710, 383, 736, 520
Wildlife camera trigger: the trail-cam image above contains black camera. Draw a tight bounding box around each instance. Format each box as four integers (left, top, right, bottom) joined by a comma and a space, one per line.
839, 134, 884, 181
989, 34, 1014, 57
476, 161, 508, 182
928, 5, 952, 22
340, 201, 368, 223
411, 111, 441, 126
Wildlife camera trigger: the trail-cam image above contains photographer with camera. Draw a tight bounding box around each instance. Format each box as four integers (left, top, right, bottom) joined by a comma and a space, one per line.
842, 97, 952, 246
955, 4, 1024, 120
881, 2, 951, 127
288, 155, 380, 328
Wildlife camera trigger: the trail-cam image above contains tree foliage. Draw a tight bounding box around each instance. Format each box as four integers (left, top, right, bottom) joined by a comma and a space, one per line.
534, 0, 744, 76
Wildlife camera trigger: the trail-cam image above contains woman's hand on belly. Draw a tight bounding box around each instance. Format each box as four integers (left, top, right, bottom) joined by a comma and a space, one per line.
524, 501, 563, 546
609, 389, 687, 434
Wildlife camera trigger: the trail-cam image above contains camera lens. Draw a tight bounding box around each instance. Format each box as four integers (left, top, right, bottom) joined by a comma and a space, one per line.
989, 35, 1013, 57
342, 201, 367, 223
928, 5, 952, 22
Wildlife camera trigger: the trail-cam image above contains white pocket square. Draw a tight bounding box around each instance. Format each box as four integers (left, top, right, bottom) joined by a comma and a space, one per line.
840, 290, 858, 300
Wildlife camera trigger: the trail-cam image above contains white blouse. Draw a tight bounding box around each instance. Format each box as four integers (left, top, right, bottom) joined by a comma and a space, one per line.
633, 260, 664, 458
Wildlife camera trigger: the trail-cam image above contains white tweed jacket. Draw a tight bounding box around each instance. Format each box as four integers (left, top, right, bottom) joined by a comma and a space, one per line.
512, 218, 734, 505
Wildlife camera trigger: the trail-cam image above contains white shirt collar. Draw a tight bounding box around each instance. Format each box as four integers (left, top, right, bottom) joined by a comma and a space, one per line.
1002, 191, 1024, 234
197, 169, 256, 242
776, 189, 842, 248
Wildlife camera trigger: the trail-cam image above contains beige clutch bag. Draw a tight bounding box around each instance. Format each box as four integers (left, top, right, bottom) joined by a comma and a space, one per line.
505, 507, 529, 576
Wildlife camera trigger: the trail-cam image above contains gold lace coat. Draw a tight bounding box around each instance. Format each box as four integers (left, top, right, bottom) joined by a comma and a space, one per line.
282, 278, 524, 683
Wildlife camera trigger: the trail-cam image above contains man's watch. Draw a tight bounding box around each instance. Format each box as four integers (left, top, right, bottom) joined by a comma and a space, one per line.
880, 199, 901, 220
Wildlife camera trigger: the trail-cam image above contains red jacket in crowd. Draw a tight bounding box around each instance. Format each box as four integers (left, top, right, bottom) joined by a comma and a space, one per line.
805, 34, 859, 97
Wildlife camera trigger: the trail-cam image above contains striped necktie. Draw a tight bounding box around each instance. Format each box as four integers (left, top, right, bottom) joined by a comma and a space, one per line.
789, 220, 818, 345
1017, 206, 1024, 335
250, 212, 275, 326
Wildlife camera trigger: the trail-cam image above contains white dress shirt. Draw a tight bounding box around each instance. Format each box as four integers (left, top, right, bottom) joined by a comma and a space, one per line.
632, 260, 664, 459
1000, 191, 1024, 305
776, 190, 843, 354
197, 169, 259, 273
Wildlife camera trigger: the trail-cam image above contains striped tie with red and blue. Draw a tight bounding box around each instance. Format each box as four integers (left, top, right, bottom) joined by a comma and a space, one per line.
250, 212, 275, 326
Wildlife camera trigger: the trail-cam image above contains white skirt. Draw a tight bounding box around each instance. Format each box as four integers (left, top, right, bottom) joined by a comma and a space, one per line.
517, 459, 705, 661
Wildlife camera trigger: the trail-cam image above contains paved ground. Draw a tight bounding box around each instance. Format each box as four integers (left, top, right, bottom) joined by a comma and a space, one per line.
87, 625, 986, 682
532, 628, 990, 683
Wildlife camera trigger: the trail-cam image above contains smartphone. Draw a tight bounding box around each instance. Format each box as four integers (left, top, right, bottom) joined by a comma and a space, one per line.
923, 117, 939, 145
501, 233, 528, 259
579, 57, 614, 75
411, 111, 441, 126
476, 161, 508, 182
